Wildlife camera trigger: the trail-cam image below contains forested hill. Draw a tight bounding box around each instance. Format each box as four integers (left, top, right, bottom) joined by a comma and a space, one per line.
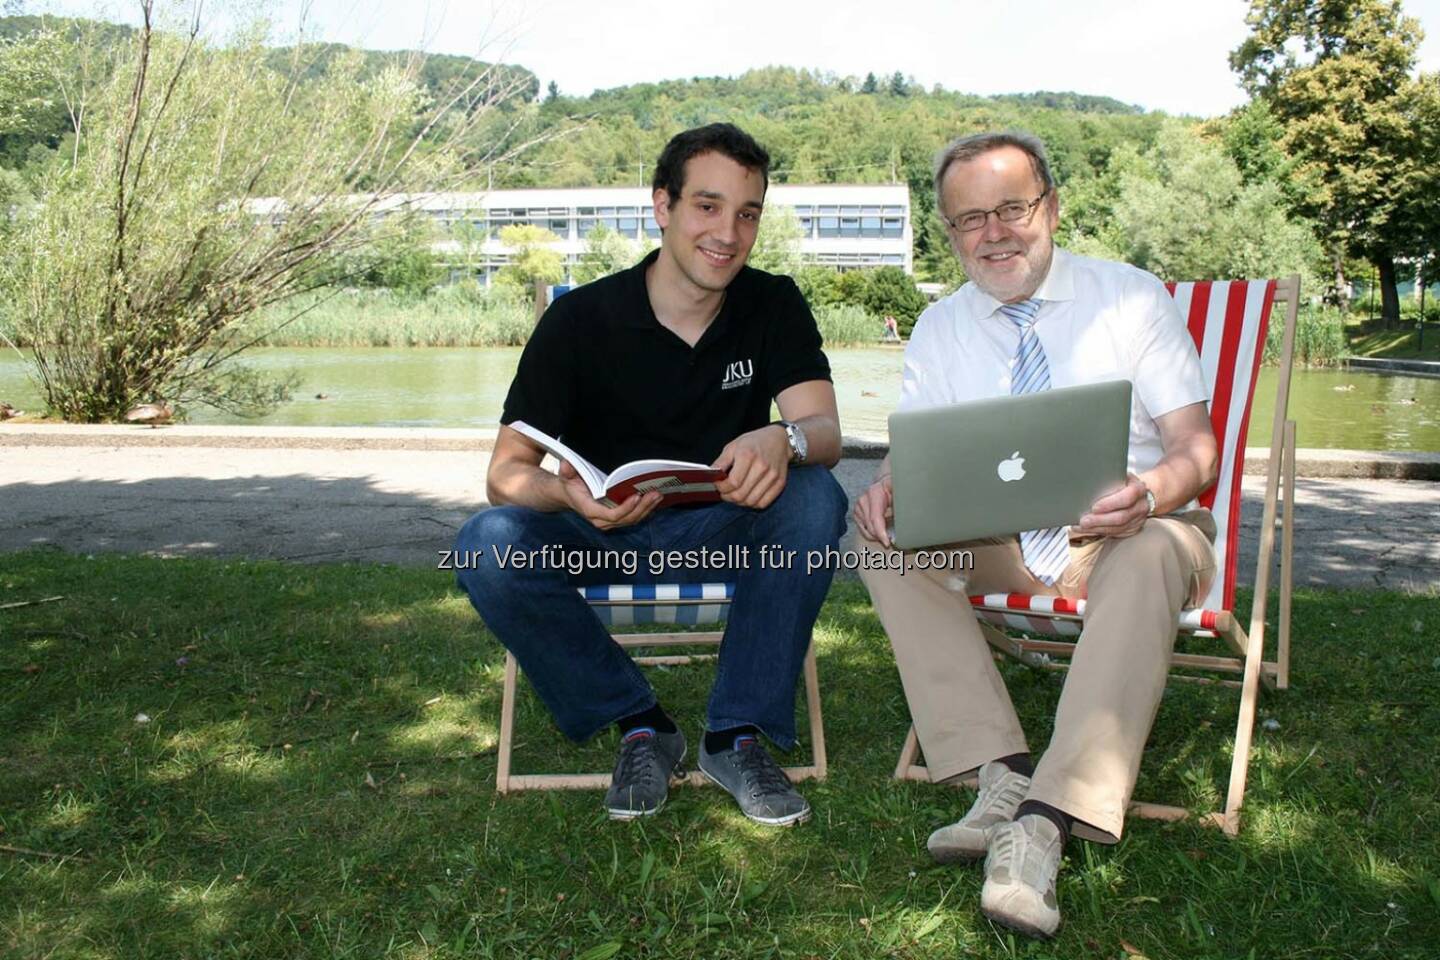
512, 67, 1159, 192
0, 16, 1176, 278
503, 66, 1169, 278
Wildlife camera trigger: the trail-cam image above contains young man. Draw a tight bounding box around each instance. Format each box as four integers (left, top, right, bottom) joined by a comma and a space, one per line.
852, 131, 1219, 938
454, 123, 847, 826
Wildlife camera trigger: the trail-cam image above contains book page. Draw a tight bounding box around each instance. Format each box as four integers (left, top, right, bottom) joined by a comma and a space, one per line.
508, 421, 607, 499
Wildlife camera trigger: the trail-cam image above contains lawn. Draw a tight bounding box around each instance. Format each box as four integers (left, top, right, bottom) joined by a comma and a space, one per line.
1, 551, 1437, 959
1347, 322, 1440, 362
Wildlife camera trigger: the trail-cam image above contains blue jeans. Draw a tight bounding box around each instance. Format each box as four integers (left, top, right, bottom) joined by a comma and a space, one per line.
454, 466, 848, 748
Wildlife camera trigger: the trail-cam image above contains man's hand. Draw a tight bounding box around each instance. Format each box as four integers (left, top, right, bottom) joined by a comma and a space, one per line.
852, 472, 894, 547
1078, 473, 1150, 539
559, 461, 663, 530
712, 424, 789, 509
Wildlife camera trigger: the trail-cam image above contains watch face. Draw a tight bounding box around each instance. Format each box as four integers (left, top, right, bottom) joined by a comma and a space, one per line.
786, 422, 808, 462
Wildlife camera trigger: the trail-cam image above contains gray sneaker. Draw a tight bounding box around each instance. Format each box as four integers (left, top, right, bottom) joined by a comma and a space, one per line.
604, 727, 686, 820
928, 760, 1031, 862
980, 814, 1064, 939
698, 733, 811, 826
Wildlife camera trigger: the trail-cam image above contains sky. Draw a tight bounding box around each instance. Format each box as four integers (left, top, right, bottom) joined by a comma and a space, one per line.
50, 0, 1440, 117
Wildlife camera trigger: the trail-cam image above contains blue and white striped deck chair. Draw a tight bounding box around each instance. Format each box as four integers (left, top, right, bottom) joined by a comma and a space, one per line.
495, 582, 829, 792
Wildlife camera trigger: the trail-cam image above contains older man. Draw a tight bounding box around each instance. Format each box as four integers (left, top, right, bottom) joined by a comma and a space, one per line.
852, 131, 1218, 938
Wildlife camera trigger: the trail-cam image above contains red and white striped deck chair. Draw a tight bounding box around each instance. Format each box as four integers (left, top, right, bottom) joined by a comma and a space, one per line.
495, 582, 828, 792
893, 276, 1301, 836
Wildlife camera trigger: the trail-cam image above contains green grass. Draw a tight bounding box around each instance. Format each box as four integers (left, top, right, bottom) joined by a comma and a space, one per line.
1347, 323, 1440, 363
244, 287, 537, 348
2, 551, 1438, 958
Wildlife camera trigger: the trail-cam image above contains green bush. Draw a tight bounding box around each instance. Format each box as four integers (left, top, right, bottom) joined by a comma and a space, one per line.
1265, 304, 1347, 367
859, 266, 928, 335
243, 285, 534, 347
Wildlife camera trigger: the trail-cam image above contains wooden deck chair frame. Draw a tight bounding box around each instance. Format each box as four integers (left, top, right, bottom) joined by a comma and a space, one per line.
495, 584, 828, 792
893, 276, 1301, 837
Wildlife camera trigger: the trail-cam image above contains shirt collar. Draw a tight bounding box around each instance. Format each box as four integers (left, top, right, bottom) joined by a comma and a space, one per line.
957, 244, 1075, 321
622, 248, 734, 347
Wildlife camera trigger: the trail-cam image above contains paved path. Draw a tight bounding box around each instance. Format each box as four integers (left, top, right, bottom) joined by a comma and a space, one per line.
3, 427, 1437, 593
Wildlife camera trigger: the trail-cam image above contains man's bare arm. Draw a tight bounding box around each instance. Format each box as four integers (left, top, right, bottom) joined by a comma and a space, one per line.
776, 378, 842, 468
1079, 401, 1218, 538
486, 425, 662, 529
710, 379, 841, 510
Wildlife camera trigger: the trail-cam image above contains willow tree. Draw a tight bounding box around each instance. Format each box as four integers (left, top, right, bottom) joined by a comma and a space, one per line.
0, 2, 537, 420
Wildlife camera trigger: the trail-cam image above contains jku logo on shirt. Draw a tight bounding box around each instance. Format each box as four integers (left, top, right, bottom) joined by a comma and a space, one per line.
721, 358, 754, 390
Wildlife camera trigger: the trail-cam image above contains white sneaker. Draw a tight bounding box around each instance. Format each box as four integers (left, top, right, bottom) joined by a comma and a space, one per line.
926, 760, 1030, 862
980, 814, 1064, 939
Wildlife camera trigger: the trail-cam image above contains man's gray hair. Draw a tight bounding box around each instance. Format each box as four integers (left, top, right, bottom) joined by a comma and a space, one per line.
933, 131, 1056, 213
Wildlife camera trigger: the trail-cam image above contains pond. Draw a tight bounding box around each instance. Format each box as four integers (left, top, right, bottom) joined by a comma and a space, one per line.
1, 347, 1437, 451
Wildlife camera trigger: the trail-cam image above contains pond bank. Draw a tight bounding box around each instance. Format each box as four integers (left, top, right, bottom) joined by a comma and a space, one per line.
4, 424, 1437, 592
5, 423, 1440, 481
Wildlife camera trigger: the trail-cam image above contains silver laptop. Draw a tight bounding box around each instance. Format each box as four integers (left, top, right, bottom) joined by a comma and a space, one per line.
888, 380, 1132, 550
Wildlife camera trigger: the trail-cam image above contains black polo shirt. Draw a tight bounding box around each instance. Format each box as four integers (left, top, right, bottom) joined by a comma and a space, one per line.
500, 250, 831, 474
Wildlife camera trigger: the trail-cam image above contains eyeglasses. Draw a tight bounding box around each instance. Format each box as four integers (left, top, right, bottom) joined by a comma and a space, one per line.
942, 189, 1049, 233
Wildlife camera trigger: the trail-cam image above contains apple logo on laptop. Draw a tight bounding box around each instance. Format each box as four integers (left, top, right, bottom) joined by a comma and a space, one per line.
997, 451, 1027, 482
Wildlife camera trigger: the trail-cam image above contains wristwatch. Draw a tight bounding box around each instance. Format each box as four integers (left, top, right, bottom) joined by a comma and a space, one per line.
777, 420, 808, 464
1144, 488, 1157, 517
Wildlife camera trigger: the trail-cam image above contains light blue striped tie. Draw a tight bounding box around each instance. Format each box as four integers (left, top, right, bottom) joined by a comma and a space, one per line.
1000, 298, 1070, 586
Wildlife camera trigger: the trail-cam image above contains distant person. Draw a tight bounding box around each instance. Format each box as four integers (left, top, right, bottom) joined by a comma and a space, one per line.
852, 131, 1218, 938
882, 314, 901, 341
454, 123, 846, 825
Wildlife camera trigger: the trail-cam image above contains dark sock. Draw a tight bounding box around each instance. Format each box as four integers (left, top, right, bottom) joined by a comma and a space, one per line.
704, 725, 761, 754
1016, 799, 1072, 846
617, 703, 676, 735
995, 752, 1035, 777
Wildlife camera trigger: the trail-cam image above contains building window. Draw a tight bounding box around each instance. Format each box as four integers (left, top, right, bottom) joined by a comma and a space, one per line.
818, 216, 839, 238
861, 216, 882, 237
882, 217, 904, 238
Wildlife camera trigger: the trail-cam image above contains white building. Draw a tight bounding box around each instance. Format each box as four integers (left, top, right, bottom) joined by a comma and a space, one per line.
405, 184, 912, 284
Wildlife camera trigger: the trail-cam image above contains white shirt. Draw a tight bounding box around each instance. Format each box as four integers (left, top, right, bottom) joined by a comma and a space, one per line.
899, 247, 1208, 478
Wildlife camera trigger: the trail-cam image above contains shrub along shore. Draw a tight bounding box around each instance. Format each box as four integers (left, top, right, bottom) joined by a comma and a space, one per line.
0, 286, 1372, 363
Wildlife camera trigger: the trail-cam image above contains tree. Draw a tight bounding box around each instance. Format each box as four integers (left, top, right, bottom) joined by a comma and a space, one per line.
860, 72, 878, 95
494, 224, 564, 292
0, 2, 535, 421
748, 203, 803, 276
545, 79, 558, 102
0, 24, 61, 137
572, 224, 638, 284
888, 71, 908, 97
860, 266, 928, 335
1231, 0, 1432, 322
1108, 122, 1321, 286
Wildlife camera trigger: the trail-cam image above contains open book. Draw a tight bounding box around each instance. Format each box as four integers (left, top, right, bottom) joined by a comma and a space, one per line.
509, 421, 726, 507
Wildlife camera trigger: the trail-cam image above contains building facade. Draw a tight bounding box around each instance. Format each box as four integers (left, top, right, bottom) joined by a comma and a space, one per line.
409, 184, 912, 284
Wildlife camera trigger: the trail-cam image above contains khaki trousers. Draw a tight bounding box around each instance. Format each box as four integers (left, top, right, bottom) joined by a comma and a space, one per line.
858, 513, 1216, 843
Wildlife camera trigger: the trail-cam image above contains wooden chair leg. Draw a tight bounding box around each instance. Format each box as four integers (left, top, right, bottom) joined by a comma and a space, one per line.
496, 651, 519, 794
894, 725, 925, 781
1278, 418, 1296, 690
1222, 620, 1264, 836
802, 642, 828, 781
